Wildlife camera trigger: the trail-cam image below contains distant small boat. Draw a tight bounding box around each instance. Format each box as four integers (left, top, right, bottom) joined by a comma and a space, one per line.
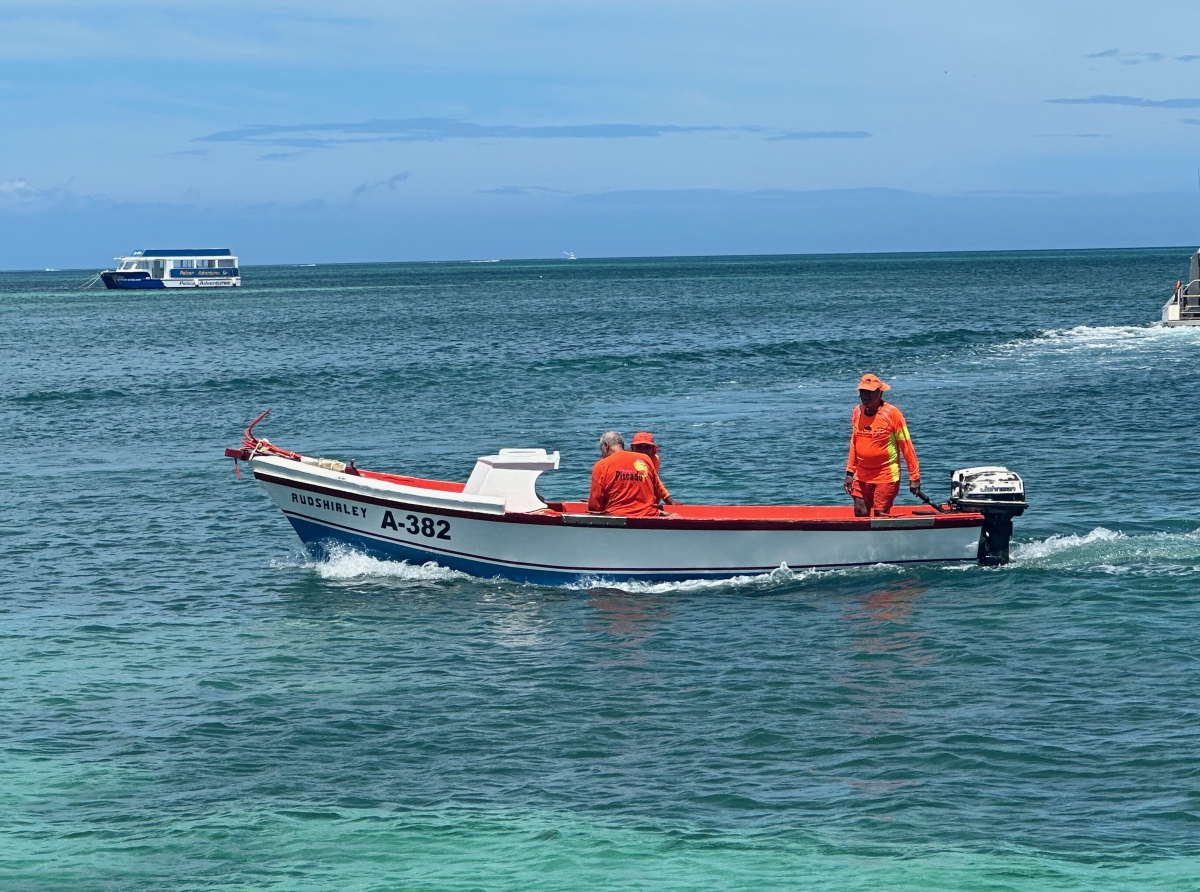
563, 251, 577, 260
1162, 246, 1200, 326
469, 259, 500, 263
100, 248, 241, 289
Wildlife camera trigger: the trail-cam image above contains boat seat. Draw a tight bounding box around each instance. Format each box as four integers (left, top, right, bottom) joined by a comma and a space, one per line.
463, 448, 561, 513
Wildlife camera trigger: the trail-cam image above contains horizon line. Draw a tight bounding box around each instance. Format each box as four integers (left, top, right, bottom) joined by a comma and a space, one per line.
4, 243, 1196, 274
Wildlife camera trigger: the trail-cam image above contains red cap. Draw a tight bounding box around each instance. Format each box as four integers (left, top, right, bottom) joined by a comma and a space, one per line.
630, 431, 658, 452
857, 373, 891, 392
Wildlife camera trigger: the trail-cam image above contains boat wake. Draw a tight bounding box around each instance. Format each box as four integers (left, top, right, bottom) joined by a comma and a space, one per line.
1011, 527, 1200, 575
277, 544, 915, 592
564, 561, 910, 594
1005, 323, 1200, 356
283, 543, 471, 583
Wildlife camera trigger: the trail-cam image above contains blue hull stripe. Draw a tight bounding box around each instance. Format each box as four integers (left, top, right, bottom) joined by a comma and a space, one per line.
285, 514, 970, 586
109, 280, 167, 289
101, 272, 165, 289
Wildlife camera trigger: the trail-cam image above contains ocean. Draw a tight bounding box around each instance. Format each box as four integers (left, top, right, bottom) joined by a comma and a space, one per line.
2, 250, 1198, 890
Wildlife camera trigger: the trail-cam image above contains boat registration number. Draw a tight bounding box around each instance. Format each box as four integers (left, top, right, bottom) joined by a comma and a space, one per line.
380, 509, 451, 540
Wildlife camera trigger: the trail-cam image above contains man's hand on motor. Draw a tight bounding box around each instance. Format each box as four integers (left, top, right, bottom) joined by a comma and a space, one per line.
909, 478, 922, 496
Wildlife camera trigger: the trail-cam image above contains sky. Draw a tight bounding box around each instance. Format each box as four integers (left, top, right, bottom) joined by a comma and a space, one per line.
2, 0, 1199, 268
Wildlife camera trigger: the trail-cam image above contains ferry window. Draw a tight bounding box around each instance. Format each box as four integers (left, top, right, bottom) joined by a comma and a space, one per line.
178, 259, 194, 268
136, 261, 151, 270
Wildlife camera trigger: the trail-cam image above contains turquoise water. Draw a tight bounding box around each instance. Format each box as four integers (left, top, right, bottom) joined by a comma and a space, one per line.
2, 251, 1199, 890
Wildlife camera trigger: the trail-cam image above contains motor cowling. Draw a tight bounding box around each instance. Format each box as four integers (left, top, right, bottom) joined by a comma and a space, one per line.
948, 466, 1027, 566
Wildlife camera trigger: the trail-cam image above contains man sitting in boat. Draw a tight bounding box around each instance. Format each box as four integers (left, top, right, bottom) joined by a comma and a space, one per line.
588, 431, 672, 516
843, 374, 921, 517
629, 431, 676, 505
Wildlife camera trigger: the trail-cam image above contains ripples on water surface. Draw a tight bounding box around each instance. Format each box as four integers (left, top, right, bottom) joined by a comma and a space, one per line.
2, 251, 1199, 890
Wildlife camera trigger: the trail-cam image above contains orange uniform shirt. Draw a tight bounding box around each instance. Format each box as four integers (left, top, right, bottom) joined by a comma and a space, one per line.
588, 449, 669, 517
846, 402, 919, 486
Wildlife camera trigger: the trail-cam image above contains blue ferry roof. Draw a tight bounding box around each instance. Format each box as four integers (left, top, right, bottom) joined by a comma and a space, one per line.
131, 248, 232, 257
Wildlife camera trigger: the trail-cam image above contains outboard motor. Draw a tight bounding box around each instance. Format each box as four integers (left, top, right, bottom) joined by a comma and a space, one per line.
948, 466, 1027, 566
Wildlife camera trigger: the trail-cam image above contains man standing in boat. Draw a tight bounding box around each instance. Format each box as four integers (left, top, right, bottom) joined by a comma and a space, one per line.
589, 431, 672, 516
843, 374, 921, 517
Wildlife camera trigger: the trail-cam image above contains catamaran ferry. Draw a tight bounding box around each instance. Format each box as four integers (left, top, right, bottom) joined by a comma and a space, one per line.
100, 249, 240, 289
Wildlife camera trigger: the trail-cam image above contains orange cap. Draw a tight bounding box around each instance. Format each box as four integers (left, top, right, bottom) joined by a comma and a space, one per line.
857, 373, 891, 392
630, 431, 658, 452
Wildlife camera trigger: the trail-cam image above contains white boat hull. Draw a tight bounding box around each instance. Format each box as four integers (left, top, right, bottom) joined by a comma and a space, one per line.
1162, 299, 1200, 326
101, 271, 240, 289
250, 455, 984, 585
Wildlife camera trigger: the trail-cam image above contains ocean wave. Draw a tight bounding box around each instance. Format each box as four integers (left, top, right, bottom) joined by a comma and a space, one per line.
520, 328, 1029, 374
1011, 526, 1200, 575
9, 386, 128, 404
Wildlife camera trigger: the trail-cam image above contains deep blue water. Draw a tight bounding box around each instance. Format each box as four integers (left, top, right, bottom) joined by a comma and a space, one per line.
2, 251, 1199, 890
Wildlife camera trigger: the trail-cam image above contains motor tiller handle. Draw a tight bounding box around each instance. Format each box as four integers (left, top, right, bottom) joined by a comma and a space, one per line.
914, 488, 946, 513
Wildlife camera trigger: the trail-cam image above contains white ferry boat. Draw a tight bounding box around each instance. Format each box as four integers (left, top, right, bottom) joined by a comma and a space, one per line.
1161, 246, 1200, 326
100, 249, 240, 289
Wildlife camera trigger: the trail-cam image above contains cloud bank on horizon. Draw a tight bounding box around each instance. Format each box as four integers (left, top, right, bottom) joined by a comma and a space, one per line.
1, 0, 1199, 266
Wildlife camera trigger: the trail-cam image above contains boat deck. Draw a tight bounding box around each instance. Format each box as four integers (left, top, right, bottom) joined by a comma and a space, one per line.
355, 468, 977, 527
552, 501, 942, 521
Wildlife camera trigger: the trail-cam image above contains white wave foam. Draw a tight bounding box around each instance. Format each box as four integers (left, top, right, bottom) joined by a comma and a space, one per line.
275, 543, 470, 582
1006, 324, 1200, 356
1010, 527, 1126, 562
564, 561, 907, 594
1011, 526, 1200, 574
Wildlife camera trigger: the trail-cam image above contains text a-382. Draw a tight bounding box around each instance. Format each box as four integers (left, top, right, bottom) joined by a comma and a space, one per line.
380, 510, 451, 540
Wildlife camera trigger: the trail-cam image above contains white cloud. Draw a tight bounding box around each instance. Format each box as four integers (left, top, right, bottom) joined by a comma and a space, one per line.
352, 172, 411, 195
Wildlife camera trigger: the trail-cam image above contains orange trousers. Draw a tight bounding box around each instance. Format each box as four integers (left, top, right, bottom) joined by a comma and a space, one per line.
851, 479, 900, 515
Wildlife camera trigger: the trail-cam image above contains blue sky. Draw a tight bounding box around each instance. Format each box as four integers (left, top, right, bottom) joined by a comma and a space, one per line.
2, 0, 1199, 267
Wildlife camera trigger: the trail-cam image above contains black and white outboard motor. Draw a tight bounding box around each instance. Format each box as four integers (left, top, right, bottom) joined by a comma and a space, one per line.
948, 466, 1027, 566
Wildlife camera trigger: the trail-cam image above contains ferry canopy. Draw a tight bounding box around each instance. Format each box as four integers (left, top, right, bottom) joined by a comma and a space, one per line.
131, 248, 232, 257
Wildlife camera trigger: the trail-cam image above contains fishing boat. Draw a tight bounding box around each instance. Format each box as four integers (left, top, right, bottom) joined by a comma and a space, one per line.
225, 412, 1028, 585
100, 248, 240, 289
1162, 246, 1200, 326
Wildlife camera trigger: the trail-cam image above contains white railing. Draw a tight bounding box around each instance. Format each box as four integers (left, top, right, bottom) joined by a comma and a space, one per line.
1172, 279, 1200, 303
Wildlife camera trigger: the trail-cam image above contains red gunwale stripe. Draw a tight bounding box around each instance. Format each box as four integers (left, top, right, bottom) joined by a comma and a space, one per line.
356, 468, 465, 493
256, 470, 984, 532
